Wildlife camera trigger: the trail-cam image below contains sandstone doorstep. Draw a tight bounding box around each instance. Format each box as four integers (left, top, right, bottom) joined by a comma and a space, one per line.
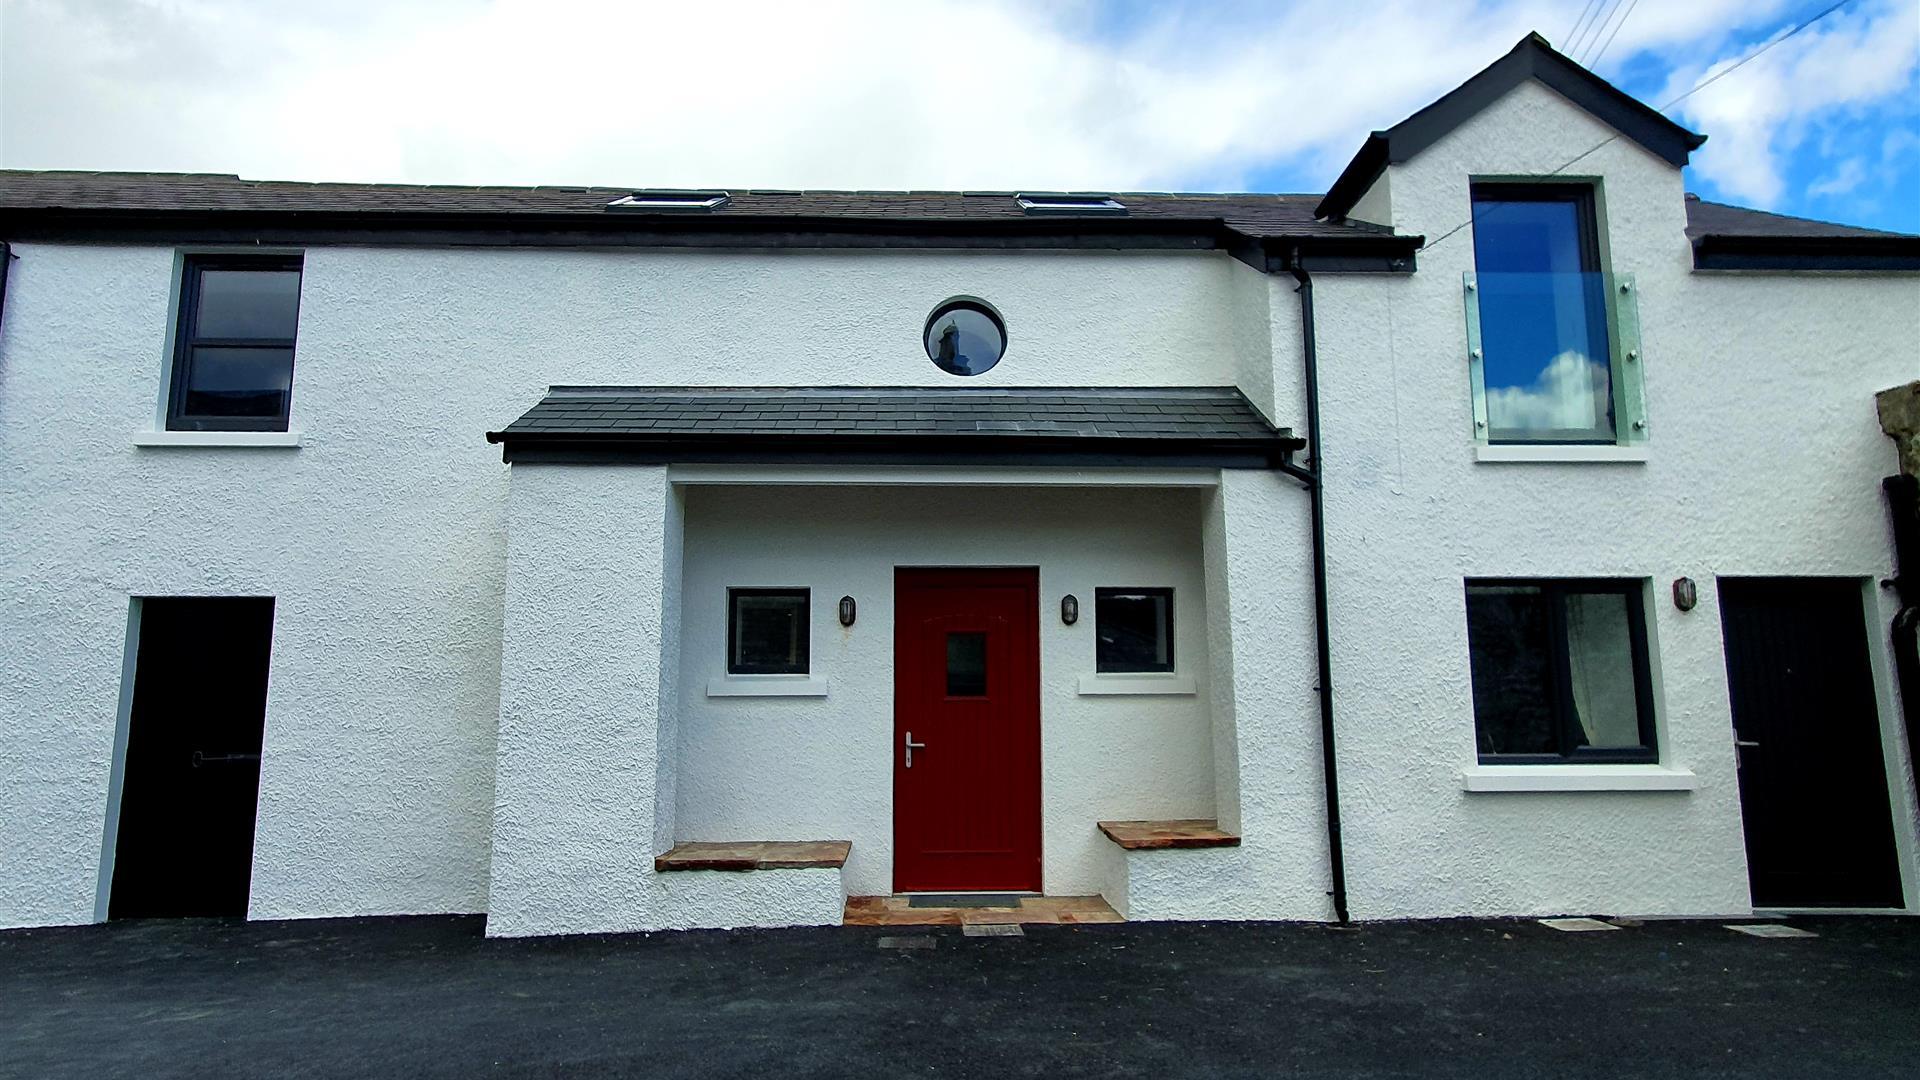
1096, 819, 1241, 850
653, 840, 851, 872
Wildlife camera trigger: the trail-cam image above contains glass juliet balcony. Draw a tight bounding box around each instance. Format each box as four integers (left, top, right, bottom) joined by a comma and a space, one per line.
1463, 271, 1646, 446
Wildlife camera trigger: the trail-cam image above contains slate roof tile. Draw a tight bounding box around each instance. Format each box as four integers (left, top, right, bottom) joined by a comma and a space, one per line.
490, 386, 1291, 447
1, 172, 1902, 247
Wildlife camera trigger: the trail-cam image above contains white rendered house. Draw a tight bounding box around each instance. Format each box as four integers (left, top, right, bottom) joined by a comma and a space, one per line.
2, 35, 1917, 936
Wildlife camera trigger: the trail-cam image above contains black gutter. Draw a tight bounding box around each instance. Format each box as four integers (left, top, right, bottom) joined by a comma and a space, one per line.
0, 242, 10, 340
484, 431, 1303, 470
1692, 233, 1920, 272
1281, 249, 1350, 925
0, 207, 1424, 267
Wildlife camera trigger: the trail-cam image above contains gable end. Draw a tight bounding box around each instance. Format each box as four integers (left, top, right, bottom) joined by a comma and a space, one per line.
1317, 32, 1707, 220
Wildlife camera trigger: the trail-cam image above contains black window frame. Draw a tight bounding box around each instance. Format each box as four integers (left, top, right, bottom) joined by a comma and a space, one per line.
1464, 577, 1659, 765
725, 587, 810, 675
167, 253, 305, 432
922, 298, 1007, 377
1469, 182, 1605, 273
1094, 587, 1175, 674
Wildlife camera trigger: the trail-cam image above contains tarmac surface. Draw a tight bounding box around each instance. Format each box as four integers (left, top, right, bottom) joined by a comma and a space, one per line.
2, 913, 1914, 1078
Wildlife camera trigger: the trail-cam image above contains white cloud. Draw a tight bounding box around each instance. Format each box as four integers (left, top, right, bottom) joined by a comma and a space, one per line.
1485, 350, 1612, 435
1662, 0, 1919, 207
0, 0, 1911, 200
1806, 157, 1867, 198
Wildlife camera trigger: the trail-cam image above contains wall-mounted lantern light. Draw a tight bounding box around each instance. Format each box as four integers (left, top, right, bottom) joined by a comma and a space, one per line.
838, 595, 857, 627
1061, 594, 1079, 625
1672, 577, 1697, 612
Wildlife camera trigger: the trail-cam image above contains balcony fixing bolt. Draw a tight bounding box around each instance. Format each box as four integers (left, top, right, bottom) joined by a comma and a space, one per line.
1476, 420, 1487, 429
1626, 349, 1639, 361
1470, 348, 1482, 360
1465, 280, 1476, 292
1620, 281, 1633, 293
1632, 420, 1647, 431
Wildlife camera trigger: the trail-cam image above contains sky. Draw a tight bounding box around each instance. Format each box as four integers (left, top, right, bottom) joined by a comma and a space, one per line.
1, 0, 1916, 233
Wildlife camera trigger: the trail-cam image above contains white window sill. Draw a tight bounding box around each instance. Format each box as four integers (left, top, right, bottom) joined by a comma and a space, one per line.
706, 675, 829, 698
1460, 765, 1698, 793
1077, 673, 1197, 697
133, 431, 303, 449
1473, 444, 1647, 464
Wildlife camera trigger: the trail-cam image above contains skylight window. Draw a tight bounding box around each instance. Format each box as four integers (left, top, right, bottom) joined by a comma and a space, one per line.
1015, 193, 1127, 216
605, 191, 731, 212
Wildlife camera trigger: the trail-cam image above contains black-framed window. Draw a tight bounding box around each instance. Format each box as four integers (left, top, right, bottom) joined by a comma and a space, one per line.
167, 255, 304, 432
1095, 588, 1174, 673
1464, 579, 1657, 763
727, 588, 809, 675
1468, 183, 1615, 444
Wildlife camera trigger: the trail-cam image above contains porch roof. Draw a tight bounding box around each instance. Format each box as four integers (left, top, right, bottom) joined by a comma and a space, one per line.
485, 386, 1301, 468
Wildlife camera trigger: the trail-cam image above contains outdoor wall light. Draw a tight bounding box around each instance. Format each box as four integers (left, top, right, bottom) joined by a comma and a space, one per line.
1061, 594, 1079, 625
1672, 577, 1698, 612
838, 595, 857, 627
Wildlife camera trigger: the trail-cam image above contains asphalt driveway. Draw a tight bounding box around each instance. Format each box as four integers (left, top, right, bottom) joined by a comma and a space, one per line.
1, 913, 1914, 1079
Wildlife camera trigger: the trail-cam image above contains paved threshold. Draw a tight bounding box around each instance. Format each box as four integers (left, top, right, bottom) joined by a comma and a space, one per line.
843, 894, 1122, 926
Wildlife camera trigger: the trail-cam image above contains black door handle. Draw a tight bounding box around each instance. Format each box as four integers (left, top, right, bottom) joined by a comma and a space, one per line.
192, 751, 261, 767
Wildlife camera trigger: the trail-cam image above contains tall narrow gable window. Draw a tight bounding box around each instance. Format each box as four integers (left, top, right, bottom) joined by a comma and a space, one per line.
1467, 185, 1621, 445
168, 255, 304, 431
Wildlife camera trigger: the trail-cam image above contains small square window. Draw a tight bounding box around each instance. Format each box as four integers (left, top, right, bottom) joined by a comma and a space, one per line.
1464, 579, 1657, 763
167, 255, 304, 432
1095, 588, 1173, 673
728, 588, 809, 675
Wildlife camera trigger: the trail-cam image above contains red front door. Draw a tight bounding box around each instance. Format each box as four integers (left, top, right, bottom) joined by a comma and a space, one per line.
893, 568, 1042, 893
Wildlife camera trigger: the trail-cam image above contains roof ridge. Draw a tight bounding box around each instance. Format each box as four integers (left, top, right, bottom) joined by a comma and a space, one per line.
0, 168, 1324, 202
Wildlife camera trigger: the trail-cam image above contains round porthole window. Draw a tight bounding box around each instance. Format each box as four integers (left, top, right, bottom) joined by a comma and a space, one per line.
924, 299, 1006, 376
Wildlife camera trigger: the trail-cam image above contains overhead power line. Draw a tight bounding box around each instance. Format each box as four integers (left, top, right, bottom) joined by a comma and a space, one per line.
1559, 0, 1605, 50
1570, 0, 1623, 61
1587, 0, 1642, 68
1417, 0, 1860, 255
1562, 0, 1604, 51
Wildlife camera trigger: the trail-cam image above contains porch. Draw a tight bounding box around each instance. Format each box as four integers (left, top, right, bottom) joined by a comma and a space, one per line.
482, 387, 1331, 936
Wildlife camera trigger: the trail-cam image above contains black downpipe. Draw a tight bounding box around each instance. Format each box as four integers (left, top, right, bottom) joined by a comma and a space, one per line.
0, 243, 12, 339
1285, 251, 1350, 925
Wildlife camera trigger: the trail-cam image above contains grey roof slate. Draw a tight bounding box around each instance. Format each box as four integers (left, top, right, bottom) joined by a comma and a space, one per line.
0, 170, 1361, 241
0, 170, 1902, 245
1683, 196, 1911, 240
489, 386, 1291, 444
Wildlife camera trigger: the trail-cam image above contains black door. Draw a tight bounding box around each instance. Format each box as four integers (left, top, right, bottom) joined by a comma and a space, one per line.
109, 597, 275, 919
1719, 578, 1903, 908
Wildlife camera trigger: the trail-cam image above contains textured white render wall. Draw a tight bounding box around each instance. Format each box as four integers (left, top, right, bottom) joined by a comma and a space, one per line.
1226, 260, 1277, 424
1133, 467, 1331, 921
1308, 79, 1920, 919
674, 484, 1219, 899
0, 245, 507, 928
0, 243, 1249, 930
491, 466, 840, 936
